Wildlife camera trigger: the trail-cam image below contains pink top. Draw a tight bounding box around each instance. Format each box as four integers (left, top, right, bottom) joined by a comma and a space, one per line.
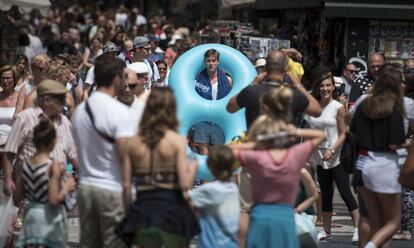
238, 140, 315, 205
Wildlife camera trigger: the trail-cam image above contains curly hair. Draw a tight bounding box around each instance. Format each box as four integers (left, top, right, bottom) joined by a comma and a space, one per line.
139, 87, 179, 149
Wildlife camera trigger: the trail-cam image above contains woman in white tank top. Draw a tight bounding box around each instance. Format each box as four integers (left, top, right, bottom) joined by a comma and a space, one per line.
0, 66, 19, 148
305, 70, 359, 242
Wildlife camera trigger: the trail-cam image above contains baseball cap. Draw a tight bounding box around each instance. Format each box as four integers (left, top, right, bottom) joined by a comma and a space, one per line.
146, 34, 160, 43
37, 79, 68, 96
255, 58, 266, 68
133, 36, 149, 48
128, 62, 150, 74
103, 41, 120, 54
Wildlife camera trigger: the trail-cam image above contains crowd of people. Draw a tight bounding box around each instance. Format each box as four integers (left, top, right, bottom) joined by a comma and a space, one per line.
0, 2, 414, 248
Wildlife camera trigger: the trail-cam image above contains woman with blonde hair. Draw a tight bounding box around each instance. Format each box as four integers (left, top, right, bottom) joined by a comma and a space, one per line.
14, 54, 51, 115
231, 87, 326, 248
22, 61, 75, 117
116, 87, 200, 248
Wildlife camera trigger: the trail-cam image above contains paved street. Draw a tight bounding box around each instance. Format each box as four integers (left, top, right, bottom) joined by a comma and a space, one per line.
67, 190, 413, 247
318, 196, 412, 248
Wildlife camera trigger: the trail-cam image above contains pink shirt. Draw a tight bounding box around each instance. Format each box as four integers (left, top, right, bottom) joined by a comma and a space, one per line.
238, 140, 315, 205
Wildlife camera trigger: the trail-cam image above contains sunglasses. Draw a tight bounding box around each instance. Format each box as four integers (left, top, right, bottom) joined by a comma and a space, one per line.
126, 83, 138, 90
346, 69, 357, 73
138, 47, 151, 51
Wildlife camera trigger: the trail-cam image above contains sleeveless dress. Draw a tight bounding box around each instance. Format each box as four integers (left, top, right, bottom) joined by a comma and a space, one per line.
116, 150, 200, 246
15, 159, 67, 248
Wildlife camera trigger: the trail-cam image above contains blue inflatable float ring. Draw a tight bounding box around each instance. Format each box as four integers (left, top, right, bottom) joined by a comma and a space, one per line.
168, 43, 256, 179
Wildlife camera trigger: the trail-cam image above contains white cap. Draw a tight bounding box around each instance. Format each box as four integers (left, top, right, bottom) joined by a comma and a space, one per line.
128, 62, 150, 74
333, 76, 343, 87
168, 34, 183, 46
255, 58, 266, 68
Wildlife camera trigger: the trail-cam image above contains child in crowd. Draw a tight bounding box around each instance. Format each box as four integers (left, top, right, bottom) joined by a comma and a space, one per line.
188, 145, 240, 248
13, 117, 76, 247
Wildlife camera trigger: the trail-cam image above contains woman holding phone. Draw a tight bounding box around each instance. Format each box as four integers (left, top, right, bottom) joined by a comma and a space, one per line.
306, 68, 360, 242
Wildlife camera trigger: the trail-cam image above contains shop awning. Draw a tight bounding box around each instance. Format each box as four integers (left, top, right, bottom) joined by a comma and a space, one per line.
255, 0, 322, 10
0, 0, 51, 15
324, 1, 414, 20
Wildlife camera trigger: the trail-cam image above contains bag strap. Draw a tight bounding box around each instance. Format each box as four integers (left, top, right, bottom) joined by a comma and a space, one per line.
85, 100, 115, 143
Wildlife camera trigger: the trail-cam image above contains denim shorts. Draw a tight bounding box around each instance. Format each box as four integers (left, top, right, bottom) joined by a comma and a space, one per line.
192, 121, 225, 145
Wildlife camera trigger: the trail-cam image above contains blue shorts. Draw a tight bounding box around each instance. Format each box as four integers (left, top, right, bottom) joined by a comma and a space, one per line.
192, 121, 225, 145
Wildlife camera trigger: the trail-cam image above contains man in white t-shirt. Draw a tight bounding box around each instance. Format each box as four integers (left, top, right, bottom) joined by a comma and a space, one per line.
117, 68, 146, 134
72, 54, 133, 248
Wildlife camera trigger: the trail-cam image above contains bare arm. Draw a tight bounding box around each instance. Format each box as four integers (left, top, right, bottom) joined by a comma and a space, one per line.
176, 135, 198, 190
82, 48, 93, 69
23, 91, 36, 110
3, 152, 16, 196
48, 163, 76, 206
399, 142, 414, 189
295, 168, 318, 214
229, 127, 326, 151
66, 93, 76, 117
117, 138, 132, 211
252, 73, 266, 85
291, 126, 327, 147
14, 87, 27, 117
226, 94, 240, 113
287, 72, 321, 117
82, 84, 91, 101
12, 163, 24, 206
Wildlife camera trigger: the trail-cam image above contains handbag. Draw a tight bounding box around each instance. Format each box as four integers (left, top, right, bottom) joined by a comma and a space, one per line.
340, 131, 357, 173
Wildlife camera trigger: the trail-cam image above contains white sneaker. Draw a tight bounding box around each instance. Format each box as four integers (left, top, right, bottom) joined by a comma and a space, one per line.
352, 228, 359, 244
318, 230, 332, 241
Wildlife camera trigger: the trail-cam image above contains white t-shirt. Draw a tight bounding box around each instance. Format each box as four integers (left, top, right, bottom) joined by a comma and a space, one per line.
135, 15, 147, 26
71, 92, 135, 192
129, 96, 145, 134
211, 83, 218, 100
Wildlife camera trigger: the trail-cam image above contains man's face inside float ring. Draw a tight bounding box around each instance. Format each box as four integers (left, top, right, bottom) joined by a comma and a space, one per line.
205, 54, 219, 73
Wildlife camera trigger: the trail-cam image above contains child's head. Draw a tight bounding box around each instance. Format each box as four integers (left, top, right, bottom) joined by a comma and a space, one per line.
207, 145, 235, 181
33, 116, 56, 152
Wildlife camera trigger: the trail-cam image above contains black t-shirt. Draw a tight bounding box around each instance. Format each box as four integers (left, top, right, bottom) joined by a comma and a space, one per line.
236, 83, 309, 128
350, 104, 405, 151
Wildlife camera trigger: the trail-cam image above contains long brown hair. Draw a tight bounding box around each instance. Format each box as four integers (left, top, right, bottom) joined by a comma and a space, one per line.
361, 65, 405, 119
139, 87, 179, 149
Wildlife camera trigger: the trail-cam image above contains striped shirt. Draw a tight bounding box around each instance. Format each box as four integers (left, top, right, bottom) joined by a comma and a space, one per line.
4, 107, 77, 165
22, 159, 52, 203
